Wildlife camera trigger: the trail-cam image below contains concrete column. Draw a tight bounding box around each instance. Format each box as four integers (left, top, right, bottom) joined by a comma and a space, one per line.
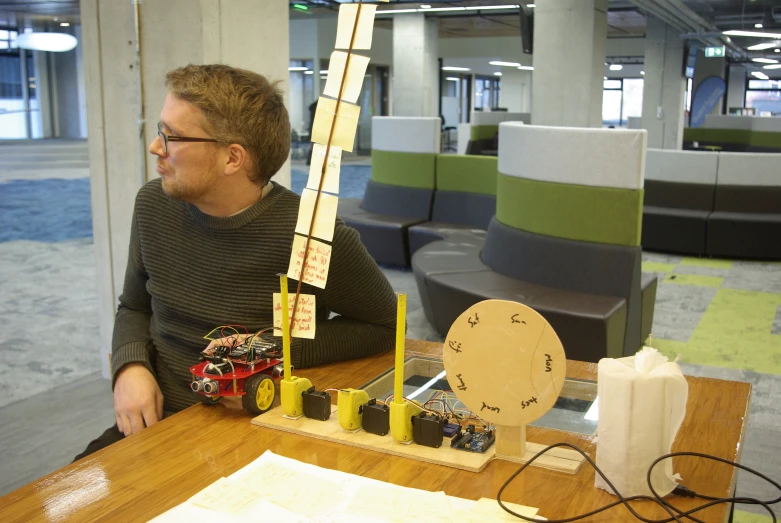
392, 14, 439, 117
81, 0, 290, 377
692, 49, 727, 116
641, 16, 686, 150
531, 0, 608, 127
726, 63, 747, 111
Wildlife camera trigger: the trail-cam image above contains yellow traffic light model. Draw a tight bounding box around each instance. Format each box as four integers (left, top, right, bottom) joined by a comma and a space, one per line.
279, 274, 312, 418
389, 293, 421, 443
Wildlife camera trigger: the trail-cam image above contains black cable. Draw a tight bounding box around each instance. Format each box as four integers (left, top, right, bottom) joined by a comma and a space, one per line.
496, 443, 780, 523
496, 442, 684, 523
648, 452, 781, 523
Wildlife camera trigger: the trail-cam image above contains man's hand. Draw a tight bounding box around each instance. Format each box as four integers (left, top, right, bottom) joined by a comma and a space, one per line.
113, 363, 164, 437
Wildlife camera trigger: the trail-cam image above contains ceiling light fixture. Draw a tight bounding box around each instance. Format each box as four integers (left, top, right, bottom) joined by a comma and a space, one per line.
304, 70, 313, 75
60, 22, 70, 27
609, 64, 623, 71
419, 7, 465, 12
464, 5, 519, 10
764, 64, 781, 69
16, 32, 77, 52
751, 71, 769, 80
641, 71, 645, 75
442, 66, 470, 71
752, 58, 779, 64
723, 30, 781, 38
288, 66, 308, 71
490, 60, 521, 67
517, 65, 534, 70
747, 43, 778, 51
494, 72, 502, 76
378, 4, 528, 15
446, 77, 460, 82
319, 70, 328, 74
755, 23, 763, 28
776, 49, 780, 53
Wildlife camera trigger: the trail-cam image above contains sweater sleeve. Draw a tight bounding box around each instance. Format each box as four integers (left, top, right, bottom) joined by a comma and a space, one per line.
292, 223, 397, 368
110, 201, 155, 387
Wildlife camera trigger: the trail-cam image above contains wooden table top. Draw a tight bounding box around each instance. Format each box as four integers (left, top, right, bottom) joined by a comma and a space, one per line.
0, 340, 751, 523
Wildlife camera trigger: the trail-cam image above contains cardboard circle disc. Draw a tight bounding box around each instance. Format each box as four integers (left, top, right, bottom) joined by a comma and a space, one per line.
443, 299, 566, 427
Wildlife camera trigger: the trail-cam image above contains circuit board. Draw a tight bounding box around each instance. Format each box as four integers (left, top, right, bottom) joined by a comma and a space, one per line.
451, 427, 495, 453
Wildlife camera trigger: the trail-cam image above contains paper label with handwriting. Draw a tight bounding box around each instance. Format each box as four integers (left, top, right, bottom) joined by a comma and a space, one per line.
335, 4, 377, 50
307, 143, 341, 194
295, 188, 338, 242
273, 293, 316, 339
324, 51, 370, 104
311, 96, 360, 152
287, 234, 332, 289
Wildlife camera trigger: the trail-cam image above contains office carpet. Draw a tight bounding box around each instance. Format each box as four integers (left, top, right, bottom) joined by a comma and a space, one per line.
0, 146, 778, 520
642, 254, 781, 375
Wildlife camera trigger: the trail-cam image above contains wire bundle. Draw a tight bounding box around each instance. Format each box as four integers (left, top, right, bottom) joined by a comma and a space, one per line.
497, 443, 781, 522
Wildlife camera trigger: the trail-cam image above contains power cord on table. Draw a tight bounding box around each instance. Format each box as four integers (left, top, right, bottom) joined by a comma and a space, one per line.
496, 443, 780, 523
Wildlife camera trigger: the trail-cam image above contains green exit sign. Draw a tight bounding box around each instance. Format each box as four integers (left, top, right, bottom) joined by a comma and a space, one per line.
705, 46, 725, 58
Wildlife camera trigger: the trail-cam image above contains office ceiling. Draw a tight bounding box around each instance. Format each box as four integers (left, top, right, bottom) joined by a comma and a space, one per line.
289, 0, 781, 40
0, 1, 779, 49
0, 0, 78, 28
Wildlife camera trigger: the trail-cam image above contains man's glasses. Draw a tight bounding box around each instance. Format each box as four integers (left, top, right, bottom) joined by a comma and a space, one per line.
157, 122, 219, 154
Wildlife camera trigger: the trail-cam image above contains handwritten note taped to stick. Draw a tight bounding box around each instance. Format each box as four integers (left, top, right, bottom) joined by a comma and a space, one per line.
295, 188, 338, 242
307, 143, 341, 194
190, 477, 264, 515
335, 4, 377, 50
324, 51, 370, 104
311, 96, 360, 152
287, 234, 332, 289
273, 293, 316, 339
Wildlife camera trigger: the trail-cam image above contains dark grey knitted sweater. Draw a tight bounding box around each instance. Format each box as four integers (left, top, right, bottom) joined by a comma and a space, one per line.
111, 178, 397, 413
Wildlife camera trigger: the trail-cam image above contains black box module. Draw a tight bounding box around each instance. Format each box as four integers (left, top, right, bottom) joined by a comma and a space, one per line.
361, 399, 390, 436
412, 412, 444, 448
302, 387, 331, 421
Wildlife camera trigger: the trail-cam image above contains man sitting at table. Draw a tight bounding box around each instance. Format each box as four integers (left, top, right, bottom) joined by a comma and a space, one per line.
75, 64, 397, 459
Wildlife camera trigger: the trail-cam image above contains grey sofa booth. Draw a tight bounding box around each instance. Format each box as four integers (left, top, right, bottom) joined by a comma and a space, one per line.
413, 124, 656, 362
642, 150, 717, 256
339, 117, 440, 267
407, 154, 498, 256
707, 153, 781, 259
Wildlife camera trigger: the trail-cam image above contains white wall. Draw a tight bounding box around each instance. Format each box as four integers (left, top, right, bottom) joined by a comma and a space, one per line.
498, 68, 532, 112
605, 37, 645, 57
290, 19, 318, 60
727, 64, 746, 111
314, 18, 393, 66
52, 27, 83, 138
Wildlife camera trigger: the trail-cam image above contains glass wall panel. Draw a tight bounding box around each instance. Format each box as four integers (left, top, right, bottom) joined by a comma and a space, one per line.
0, 43, 26, 138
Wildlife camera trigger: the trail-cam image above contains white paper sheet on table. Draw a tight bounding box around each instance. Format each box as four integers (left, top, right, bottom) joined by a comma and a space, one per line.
149, 450, 541, 522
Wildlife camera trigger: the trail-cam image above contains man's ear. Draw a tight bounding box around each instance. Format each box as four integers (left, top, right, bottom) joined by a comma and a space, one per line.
223, 143, 249, 177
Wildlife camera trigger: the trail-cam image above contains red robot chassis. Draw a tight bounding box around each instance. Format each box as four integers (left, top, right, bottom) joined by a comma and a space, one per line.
189, 335, 283, 415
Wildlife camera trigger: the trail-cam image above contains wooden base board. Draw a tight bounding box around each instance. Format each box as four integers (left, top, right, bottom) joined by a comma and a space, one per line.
252, 406, 584, 474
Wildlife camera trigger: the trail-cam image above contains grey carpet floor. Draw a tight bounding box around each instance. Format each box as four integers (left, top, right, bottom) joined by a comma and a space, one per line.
0, 144, 778, 522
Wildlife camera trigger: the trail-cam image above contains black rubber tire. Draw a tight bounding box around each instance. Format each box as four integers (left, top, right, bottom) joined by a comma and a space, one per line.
242, 374, 276, 415
200, 394, 222, 406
